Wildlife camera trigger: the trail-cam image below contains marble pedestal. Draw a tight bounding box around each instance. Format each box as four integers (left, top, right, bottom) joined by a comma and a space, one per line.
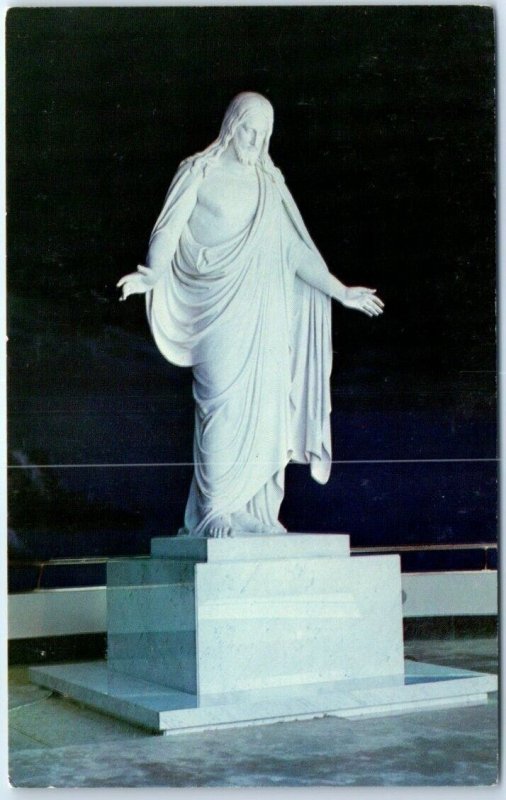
108, 535, 404, 696
30, 535, 498, 734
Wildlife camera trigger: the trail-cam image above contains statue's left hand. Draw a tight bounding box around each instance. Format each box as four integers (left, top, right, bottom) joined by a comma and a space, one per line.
342, 287, 384, 317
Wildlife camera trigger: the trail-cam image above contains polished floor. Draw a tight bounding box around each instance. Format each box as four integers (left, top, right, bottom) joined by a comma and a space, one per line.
8, 637, 499, 788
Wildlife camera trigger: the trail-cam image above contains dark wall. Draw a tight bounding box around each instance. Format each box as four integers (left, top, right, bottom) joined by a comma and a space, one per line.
7, 6, 496, 581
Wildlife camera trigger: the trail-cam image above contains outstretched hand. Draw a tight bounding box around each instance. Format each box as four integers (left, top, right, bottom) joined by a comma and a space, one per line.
117, 265, 157, 301
341, 286, 384, 318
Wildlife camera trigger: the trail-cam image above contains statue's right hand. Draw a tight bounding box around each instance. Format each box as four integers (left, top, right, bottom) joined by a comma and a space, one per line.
116, 265, 157, 301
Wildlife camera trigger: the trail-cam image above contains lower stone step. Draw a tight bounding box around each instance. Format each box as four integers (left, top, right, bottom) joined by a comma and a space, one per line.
29, 660, 497, 734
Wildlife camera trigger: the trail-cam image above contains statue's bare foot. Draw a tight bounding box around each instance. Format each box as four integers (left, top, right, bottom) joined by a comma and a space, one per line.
232, 510, 270, 534
204, 514, 232, 538
267, 520, 287, 535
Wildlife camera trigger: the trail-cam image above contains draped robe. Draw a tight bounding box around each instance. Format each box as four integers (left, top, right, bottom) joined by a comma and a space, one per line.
146, 160, 333, 536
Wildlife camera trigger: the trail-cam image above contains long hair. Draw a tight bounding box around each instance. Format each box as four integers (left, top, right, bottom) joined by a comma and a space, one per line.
182, 92, 280, 180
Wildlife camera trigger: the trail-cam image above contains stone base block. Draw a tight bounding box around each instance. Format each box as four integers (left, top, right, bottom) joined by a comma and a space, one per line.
107, 535, 404, 696
28, 533, 498, 734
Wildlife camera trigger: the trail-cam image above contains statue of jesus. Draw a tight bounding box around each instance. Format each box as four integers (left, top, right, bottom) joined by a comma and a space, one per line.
117, 92, 384, 538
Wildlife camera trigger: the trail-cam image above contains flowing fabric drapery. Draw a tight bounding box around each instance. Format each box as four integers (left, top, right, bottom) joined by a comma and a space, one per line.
146, 161, 333, 536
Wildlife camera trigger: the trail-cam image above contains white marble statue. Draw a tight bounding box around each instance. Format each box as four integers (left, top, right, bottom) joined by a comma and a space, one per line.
117, 92, 384, 538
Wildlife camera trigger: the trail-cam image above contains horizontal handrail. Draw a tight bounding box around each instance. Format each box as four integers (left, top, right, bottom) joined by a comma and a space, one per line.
10, 556, 118, 567
351, 543, 497, 554
8, 541, 497, 591
9, 541, 498, 569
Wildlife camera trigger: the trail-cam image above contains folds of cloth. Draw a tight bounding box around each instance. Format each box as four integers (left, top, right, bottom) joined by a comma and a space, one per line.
147, 167, 333, 537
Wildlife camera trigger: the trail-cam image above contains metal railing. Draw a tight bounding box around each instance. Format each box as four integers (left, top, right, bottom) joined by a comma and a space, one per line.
8, 541, 498, 591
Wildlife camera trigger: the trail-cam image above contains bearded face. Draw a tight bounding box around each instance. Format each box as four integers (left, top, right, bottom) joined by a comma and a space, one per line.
231, 110, 271, 166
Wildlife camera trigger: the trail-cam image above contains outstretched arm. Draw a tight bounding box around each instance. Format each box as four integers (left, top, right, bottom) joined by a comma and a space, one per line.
295, 243, 384, 318
277, 175, 384, 317
117, 165, 201, 301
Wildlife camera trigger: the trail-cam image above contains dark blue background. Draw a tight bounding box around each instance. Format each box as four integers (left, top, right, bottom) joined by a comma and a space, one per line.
7, 7, 496, 589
